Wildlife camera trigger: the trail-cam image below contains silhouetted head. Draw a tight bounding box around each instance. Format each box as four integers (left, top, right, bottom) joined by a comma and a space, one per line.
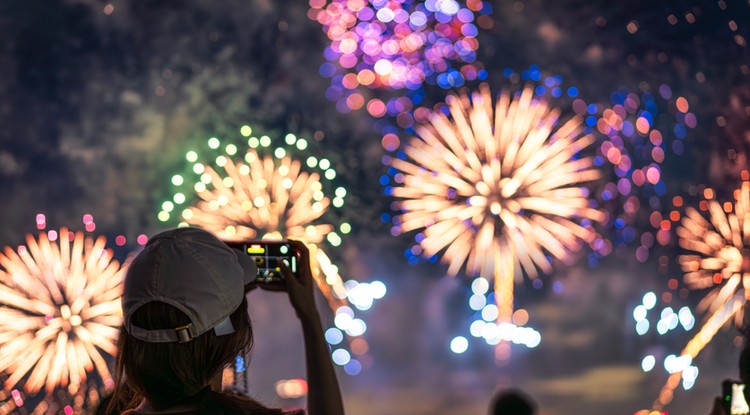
490, 389, 536, 415
112, 298, 254, 410
107, 228, 260, 413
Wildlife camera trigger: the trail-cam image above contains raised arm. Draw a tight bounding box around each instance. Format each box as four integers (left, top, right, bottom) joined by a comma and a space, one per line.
278, 240, 345, 415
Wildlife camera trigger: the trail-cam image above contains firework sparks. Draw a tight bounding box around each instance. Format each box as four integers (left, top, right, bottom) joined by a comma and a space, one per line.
0, 224, 125, 412
651, 174, 750, 409
159, 127, 384, 371
390, 84, 604, 355
162, 131, 350, 310
590, 85, 695, 264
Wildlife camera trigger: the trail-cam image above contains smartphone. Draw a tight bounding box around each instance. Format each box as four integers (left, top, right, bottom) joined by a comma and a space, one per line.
723, 379, 750, 415
226, 241, 299, 283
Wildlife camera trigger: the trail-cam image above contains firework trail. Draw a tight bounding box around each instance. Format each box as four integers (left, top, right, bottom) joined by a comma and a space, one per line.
651, 174, 750, 410
390, 84, 604, 356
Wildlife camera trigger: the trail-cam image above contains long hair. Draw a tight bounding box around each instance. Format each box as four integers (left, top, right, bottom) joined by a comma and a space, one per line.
103, 297, 303, 415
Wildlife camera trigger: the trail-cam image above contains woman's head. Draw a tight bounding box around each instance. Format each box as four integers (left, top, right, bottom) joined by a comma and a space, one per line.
110, 228, 259, 411
114, 298, 253, 410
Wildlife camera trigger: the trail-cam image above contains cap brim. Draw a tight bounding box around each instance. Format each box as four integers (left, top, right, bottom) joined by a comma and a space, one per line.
231, 247, 258, 285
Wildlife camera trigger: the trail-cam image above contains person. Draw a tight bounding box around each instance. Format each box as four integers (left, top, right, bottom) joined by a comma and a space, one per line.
99, 227, 345, 415
707, 344, 750, 415
489, 389, 536, 415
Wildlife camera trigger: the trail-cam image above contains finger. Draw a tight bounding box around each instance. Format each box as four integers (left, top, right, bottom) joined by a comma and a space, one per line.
287, 239, 309, 257
277, 258, 301, 288
285, 239, 312, 282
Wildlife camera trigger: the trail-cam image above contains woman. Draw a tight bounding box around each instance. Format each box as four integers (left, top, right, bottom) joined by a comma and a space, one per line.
101, 228, 345, 415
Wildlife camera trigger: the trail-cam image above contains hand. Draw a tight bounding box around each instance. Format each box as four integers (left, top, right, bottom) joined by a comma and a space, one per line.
245, 278, 286, 293
276, 239, 318, 323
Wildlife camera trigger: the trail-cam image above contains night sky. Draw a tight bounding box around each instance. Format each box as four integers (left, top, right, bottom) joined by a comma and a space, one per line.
1, 0, 750, 414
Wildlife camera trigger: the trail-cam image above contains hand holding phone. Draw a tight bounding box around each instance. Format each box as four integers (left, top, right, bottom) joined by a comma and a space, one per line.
225, 240, 300, 289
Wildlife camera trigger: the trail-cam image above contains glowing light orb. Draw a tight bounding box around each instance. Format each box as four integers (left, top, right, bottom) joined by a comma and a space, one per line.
310, 0, 491, 113
160, 126, 382, 369
651, 173, 750, 410
631, 290, 698, 394
632, 291, 695, 337
389, 84, 604, 357
0, 224, 125, 413
450, 336, 468, 354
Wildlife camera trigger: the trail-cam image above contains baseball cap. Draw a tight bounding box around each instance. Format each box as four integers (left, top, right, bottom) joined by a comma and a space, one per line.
122, 227, 258, 343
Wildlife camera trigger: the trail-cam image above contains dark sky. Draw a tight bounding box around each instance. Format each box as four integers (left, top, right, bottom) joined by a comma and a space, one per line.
0, 0, 749, 414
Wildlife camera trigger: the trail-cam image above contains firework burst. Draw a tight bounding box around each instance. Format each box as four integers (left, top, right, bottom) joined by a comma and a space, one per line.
0, 225, 125, 413
159, 127, 384, 372
160, 130, 350, 310
651, 174, 750, 409
390, 84, 604, 353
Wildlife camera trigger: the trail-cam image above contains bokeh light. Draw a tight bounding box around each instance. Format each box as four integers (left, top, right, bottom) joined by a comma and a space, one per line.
632, 291, 698, 393
585, 84, 696, 264
309, 0, 491, 113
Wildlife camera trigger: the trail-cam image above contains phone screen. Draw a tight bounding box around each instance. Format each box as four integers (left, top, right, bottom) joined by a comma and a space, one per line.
723, 380, 749, 415
226, 241, 298, 283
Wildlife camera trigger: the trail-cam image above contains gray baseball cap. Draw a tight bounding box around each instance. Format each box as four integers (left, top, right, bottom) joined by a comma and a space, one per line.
122, 227, 257, 343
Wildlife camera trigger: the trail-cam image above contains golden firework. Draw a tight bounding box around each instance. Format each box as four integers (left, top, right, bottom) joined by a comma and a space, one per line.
170, 134, 350, 311
391, 84, 604, 346
0, 228, 124, 405
652, 175, 750, 410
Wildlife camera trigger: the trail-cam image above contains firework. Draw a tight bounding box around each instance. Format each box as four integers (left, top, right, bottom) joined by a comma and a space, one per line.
0, 223, 125, 413
651, 174, 750, 410
389, 84, 604, 356
159, 126, 384, 372
309, 0, 490, 114
159, 130, 350, 310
